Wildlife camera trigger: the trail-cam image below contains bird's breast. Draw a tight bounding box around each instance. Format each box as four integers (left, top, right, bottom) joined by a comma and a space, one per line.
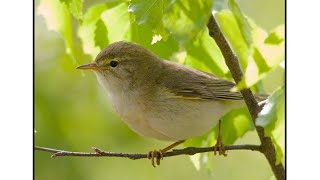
108, 90, 175, 140
95, 72, 173, 140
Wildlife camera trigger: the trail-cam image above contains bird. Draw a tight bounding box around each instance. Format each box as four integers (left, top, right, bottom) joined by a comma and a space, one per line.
77, 41, 248, 167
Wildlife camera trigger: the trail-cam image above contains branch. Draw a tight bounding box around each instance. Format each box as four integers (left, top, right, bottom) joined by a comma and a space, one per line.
207, 15, 285, 180
34, 144, 261, 159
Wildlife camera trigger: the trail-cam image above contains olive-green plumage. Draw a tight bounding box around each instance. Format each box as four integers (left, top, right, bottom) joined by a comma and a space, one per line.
77, 41, 247, 141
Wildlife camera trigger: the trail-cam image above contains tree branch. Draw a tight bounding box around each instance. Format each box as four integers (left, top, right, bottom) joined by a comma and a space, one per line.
34, 144, 261, 159
207, 15, 285, 180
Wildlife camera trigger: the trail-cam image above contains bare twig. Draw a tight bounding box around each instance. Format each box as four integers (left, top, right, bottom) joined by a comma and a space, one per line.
207, 15, 285, 180
34, 144, 261, 159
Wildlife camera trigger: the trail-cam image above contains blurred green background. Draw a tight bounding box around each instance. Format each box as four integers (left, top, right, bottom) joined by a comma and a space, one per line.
35, 0, 284, 179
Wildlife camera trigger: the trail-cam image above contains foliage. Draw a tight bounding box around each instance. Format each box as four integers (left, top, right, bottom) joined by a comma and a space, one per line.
257, 86, 285, 164
38, 0, 76, 61
36, 0, 284, 178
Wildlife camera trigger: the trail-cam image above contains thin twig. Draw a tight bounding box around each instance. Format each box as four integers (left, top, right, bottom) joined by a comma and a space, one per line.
34, 144, 261, 159
207, 15, 285, 180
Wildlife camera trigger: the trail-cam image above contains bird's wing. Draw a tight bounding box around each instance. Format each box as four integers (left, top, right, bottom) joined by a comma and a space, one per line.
158, 61, 243, 101
164, 77, 243, 100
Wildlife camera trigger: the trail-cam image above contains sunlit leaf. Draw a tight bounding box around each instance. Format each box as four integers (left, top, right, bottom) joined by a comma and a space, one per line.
78, 3, 119, 57
80, 2, 178, 61
148, 35, 179, 60
219, 107, 254, 144
128, 0, 163, 26
215, 10, 250, 69
265, 32, 284, 45
38, 0, 76, 61
256, 86, 285, 164
217, 7, 284, 90
163, 0, 213, 43
128, 0, 167, 35
237, 24, 285, 89
60, 0, 83, 21
184, 28, 228, 77
228, 0, 252, 45
264, 25, 285, 45
101, 3, 131, 43
252, 47, 271, 74
129, 21, 179, 59
254, 24, 285, 68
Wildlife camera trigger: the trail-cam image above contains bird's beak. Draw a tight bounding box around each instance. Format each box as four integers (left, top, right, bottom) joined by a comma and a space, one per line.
76, 63, 98, 70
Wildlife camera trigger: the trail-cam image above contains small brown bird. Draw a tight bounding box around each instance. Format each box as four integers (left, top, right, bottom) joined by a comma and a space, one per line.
77, 41, 248, 166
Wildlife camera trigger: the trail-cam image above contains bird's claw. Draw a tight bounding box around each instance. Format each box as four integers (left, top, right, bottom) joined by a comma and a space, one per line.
214, 136, 227, 156
148, 150, 163, 167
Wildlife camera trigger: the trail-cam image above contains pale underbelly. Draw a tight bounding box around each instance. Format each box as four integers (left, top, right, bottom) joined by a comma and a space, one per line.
120, 99, 241, 141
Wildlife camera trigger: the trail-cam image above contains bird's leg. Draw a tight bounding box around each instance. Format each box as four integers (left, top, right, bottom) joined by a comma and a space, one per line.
148, 140, 185, 167
214, 119, 227, 156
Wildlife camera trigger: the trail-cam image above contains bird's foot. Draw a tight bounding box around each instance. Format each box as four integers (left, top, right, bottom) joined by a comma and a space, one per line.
148, 150, 163, 167
147, 140, 185, 167
213, 119, 227, 156
214, 136, 227, 156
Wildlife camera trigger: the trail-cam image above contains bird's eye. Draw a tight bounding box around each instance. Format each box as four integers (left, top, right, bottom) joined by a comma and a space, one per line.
110, 60, 119, 67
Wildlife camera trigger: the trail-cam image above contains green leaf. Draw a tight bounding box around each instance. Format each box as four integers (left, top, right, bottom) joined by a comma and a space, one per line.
215, 10, 250, 70
101, 3, 131, 43
254, 24, 285, 68
236, 24, 285, 89
78, 3, 119, 57
133, 1, 220, 66
38, 0, 76, 61
219, 107, 254, 145
217, 6, 283, 90
184, 28, 228, 77
80, 2, 179, 61
130, 21, 153, 45
130, 21, 180, 60
163, 0, 213, 43
264, 32, 284, 45
130, 21, 180, 62
228, 0, 253, 45
264, 25, 285, 45
252, 47, 271, 74
184, 130, 214, 147
128, 0, 170, 38
128, 0, 165, 29
148, 35, 180, 60
60, 0, 83, 21
94, 19, 109, 49
256, 86, 285, 164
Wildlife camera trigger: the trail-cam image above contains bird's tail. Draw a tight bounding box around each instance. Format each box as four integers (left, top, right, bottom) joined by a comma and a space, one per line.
254, 93, 269, 106
255, 93, 269, 101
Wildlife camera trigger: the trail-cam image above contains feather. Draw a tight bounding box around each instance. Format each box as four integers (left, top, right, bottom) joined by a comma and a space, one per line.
156, 60, 243, 101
